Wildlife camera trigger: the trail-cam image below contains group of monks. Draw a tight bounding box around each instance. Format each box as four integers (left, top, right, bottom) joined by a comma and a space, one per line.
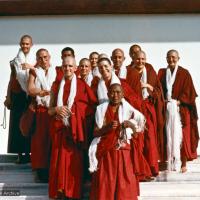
4, 34, 199, 200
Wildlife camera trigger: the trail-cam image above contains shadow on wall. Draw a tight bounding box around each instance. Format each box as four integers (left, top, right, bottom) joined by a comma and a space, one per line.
0, 15, 200, 44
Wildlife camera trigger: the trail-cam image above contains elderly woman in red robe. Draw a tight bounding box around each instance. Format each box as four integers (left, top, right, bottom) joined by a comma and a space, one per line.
158, 49, 199, 173
48, 56, 97, 199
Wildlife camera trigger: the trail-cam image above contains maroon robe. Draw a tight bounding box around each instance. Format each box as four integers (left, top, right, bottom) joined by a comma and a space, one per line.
158, 66, 199, 161
49, 72, 97, 199
30, 70, 51, 169
90, 104, 138, 200
126, 64, 165, 175
7, 62, 30, 154
91, 76, 152, 180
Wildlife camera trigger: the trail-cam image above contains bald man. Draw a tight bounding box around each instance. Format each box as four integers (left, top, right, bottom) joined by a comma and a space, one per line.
158, 49, 199, 173
126, 50, 165, 177
48, 56, 97, 199
111, 48, 127, 79
28, 48, 56, 182
127, 44, 154, 74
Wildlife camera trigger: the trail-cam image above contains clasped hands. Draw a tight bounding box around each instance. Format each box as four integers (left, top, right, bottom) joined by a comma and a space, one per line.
109, 120, 136, 132
140, 81, 154, 92
55, 106, 73, 120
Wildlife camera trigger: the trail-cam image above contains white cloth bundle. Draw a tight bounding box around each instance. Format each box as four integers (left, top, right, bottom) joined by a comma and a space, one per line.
88, 98, 145, 172
166, 65, 182, 171
118, 65, 127, 79
13, 48, 35, 92
57, 74, 77, 127
140, 66, 149, 99
85, 71, 93, 87
35, 66, 56, 107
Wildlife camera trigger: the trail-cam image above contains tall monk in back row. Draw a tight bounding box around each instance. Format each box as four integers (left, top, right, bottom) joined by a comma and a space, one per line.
126, 50, 165, 176
48, 56, 97, 199
158, 49, 199, 173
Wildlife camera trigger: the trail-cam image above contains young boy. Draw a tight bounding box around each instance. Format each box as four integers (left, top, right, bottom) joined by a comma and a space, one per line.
89, 83, 145, 200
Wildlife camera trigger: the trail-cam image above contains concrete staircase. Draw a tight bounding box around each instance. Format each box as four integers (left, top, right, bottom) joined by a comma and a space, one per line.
139, 158, 200, 200
0, 154, 200, 200
0, 154, 48, 200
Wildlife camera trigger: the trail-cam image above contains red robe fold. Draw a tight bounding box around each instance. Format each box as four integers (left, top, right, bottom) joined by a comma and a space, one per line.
158, 66, 199, 161
31, 105, 51, 169
29, 69, 51, 169
90, 105, 138, 200
126, 65, 165, 175
49, 72, 97, 199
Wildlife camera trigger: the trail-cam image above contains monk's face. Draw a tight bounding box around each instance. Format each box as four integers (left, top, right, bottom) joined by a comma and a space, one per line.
134, 52, 146, 70
111, 50, 125, 70
36, 50, 50, 70
89, 53, 99, 68
166, 51, 179, 68
20, 37, 33, 55
62, 57, 76, 80
61, 50, 74, 60
79, 60, 91, 77
98, 60, 112, 81
129, 46, 141, 61
108, 85, 124, 106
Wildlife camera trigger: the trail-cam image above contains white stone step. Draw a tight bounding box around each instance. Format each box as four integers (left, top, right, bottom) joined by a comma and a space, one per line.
0, 163, 31, 171
0, 171, 35, 183
0, 196, 49, 200
0, 183, 48, 196
140, 181, 200, 197
154, 171, 200, 182
0, 154, 18, 163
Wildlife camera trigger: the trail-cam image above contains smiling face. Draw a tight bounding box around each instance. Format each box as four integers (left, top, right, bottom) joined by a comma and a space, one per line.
62, 57, 76, 80
79, 59, 91, 78
89, 52, 99, 68
129, 45, 141, 61
111, 49, 125, 70
98, 59, 112, 81
36, 49, 50, 70
20, 37, 33, 55
134, 51, 146, 71
108, 84, 124, 106
166, 50, 180, 68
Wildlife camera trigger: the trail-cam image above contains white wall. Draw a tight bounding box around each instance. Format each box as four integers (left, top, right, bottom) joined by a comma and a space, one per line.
0, 14, 200, 154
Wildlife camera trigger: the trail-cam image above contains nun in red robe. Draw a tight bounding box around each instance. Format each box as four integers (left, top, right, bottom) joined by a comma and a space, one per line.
48, 57, 97, 199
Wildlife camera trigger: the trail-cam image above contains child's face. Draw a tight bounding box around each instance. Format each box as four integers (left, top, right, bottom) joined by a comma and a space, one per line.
20, 37, 32, 54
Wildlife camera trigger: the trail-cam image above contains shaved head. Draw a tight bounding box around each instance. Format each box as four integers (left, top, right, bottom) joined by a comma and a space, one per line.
62, 56, 76, 67
112, 48, 124, 57
167, 49, 179, 58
